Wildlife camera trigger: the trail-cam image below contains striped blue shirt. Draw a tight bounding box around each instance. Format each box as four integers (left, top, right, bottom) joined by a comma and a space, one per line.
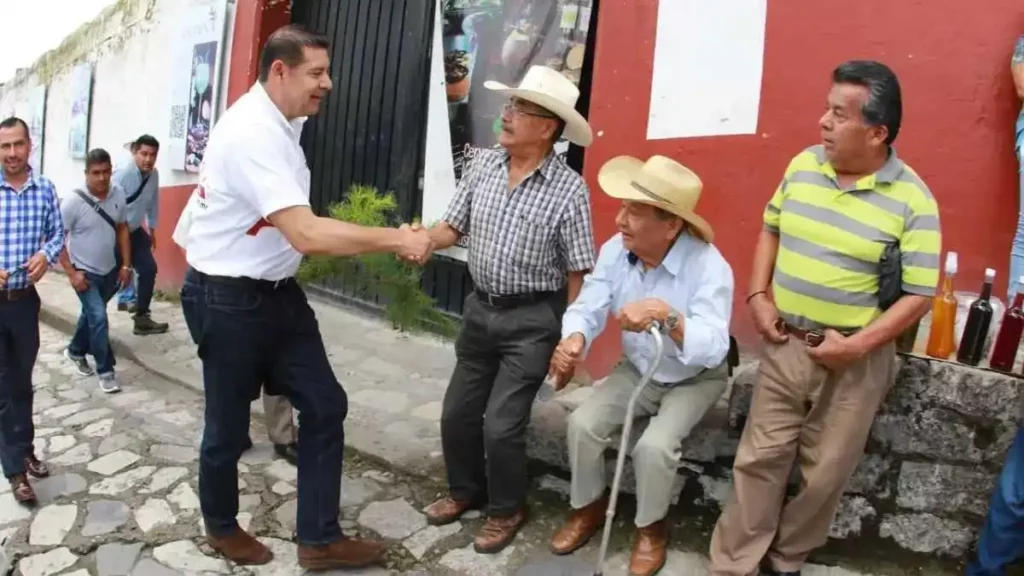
112, 164, 159, 231
0, 171, 65, 290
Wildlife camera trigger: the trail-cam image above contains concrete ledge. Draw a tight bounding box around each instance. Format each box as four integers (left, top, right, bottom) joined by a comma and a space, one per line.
526, 354, 1022, 563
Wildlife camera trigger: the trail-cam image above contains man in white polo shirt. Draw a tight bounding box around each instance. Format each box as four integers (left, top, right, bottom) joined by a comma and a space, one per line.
178, 25, 431, 569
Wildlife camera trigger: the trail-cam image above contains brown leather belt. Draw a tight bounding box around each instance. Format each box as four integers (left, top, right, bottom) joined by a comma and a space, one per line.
781, 321, 858, 348
0, 287, 36, 302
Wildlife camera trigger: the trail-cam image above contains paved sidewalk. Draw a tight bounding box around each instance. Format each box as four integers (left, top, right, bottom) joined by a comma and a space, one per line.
32, 274, 941, 575
35, 273, 456, 479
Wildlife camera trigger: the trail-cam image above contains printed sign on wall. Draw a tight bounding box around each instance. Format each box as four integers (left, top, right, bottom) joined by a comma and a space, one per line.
166, 0, 228, 173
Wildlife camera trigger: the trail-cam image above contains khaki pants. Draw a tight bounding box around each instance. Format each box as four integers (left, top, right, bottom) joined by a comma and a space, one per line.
709, 338, 895, 575
263, 393, 297, 445
567, 362, 728, 527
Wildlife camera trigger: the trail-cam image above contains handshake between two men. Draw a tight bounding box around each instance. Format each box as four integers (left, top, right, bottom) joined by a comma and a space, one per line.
395, 221, 462, 265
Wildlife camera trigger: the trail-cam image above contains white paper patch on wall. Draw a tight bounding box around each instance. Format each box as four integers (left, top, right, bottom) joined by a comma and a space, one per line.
646, 0, 767, 140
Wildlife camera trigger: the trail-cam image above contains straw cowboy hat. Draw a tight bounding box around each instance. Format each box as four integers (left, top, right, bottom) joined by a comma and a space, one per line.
484, 65, 594, 147
598, 155, 715, 243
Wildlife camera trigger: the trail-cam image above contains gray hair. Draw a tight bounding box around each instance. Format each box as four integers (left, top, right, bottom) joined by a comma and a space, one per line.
832, 60, 903, 145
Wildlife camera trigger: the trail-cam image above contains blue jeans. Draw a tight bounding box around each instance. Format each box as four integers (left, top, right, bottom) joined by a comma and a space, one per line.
0, 290, 40, 477
67, 269, 120, 376
1007, 113, 1024, 300
967, 427, 1024, 575
182, 270, 347, 545
116, 228, 157, 314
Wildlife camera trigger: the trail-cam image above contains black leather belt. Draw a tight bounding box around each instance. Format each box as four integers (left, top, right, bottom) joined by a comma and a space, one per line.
194, 271, 295, 292
0, 287, 36, 302
474, 289, 556, 309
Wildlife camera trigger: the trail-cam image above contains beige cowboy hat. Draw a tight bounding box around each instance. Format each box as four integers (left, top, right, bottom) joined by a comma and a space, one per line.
598, 155, 715, 242
483, 65, 594, 147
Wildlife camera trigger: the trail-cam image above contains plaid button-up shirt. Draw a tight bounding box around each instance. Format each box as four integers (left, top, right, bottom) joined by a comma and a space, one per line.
0, 171, 65, 290
442, 148, 596, 295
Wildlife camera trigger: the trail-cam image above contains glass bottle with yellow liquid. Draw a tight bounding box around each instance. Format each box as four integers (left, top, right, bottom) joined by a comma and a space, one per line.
926, 252, 959, 359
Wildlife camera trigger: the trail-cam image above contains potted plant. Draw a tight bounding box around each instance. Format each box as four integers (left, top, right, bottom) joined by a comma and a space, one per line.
297, 185, 458, 337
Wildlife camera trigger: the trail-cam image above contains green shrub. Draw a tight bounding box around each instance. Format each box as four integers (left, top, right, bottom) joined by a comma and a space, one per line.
297, 185, 459, 338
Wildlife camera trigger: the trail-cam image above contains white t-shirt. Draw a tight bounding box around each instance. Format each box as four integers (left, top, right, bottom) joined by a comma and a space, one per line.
181, 83, 311, 281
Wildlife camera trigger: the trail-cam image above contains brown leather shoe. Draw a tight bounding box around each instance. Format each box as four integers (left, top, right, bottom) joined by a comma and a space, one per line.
629, 520, 668, 576
9, 475, 36, 504
25, 455, 48, 478
550, 494, 608, 555
207, 528, 273, 565
424, 496, 478, 526
298, 537, 387, 570
474, 509, 527, 554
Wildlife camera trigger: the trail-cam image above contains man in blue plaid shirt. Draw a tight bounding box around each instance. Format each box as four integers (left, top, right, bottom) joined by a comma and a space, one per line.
0, 117, 65, 505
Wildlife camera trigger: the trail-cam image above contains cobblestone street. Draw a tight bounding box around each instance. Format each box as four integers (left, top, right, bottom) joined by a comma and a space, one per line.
15, 275, 953, 575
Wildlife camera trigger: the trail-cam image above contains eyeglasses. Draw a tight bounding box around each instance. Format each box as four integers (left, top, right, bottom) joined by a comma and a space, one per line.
502, 101, 557, 119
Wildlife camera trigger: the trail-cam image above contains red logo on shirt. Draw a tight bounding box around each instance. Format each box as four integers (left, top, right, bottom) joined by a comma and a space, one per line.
246, 218, 275, 236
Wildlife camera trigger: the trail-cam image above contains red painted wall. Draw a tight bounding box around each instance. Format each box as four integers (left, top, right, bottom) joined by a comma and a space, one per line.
153, 0, 292, 293
579, 0, 1024, 379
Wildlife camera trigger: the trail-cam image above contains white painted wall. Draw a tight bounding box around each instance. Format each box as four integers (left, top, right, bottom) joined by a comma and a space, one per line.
0, 0, 236, 197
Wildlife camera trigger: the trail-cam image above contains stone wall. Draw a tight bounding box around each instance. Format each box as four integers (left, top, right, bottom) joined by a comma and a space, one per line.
526, 354, 1022, 561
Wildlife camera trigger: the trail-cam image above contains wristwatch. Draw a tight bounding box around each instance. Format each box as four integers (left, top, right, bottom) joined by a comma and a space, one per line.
662, 312, 679, 333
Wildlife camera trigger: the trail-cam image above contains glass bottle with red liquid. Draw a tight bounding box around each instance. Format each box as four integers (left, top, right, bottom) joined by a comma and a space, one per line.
957, 268, 996, 367
989, 275, 1024, 372
926, 252, 959, 360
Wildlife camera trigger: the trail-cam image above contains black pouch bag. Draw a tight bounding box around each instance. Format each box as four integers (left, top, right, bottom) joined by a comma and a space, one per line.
878, 242, 902, 311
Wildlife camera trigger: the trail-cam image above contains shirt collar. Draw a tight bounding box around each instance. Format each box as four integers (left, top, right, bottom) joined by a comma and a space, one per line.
819, 146, 904, 189
500, 148, 558, 181
251, 82, 307, 141
626, 233, 690, 277
0, 167, 40, 193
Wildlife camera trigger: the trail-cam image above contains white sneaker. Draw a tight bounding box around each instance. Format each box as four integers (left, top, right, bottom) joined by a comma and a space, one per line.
97, 374, 121, 394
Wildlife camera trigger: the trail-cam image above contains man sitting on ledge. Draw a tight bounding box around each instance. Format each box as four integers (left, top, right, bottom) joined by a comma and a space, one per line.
547, 155, 734, 576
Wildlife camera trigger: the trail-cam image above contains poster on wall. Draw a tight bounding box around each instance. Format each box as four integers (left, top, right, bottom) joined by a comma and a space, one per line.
23, 85, 46, 174
647, 0, 767, 140
68, 64, 93, 160
166, 0, 228, 173
421, 0, 593, 261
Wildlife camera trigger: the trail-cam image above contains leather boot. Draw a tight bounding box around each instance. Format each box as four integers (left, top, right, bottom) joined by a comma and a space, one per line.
424, 495, 479, 526
474, 508, 527, 554
550, 493, 608, 555
629, 520, 668, 576
297, 537, 387, 570
207, 528, 273, 565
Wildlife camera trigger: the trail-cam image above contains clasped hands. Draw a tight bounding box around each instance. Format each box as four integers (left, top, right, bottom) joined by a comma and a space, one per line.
0, 252, 51, 289
396, 222, 433, 265
546, 298, 673, 391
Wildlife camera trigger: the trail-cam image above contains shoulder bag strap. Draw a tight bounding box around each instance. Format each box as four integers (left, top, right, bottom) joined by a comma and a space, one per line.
125, 174, 151, 205
73, 189, 117, 230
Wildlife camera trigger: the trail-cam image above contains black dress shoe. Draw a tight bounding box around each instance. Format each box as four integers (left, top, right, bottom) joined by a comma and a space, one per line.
274, 443, 298, 465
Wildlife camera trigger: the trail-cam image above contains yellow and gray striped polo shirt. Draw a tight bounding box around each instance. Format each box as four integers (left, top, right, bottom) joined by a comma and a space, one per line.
764, 145, 941, 330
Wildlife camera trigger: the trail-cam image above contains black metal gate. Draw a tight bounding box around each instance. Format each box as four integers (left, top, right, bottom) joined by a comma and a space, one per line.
292, 0, 599, 318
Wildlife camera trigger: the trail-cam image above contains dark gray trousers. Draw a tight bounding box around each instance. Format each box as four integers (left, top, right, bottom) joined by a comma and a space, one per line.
441, 291, 564, 517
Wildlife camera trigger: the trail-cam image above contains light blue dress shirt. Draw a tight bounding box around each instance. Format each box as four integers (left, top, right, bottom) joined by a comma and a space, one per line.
561, 232, 734, 384
112, 164, 160, 232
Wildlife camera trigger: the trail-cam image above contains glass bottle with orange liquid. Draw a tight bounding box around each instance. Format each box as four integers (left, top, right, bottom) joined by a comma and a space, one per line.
925, 252, 958, 360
